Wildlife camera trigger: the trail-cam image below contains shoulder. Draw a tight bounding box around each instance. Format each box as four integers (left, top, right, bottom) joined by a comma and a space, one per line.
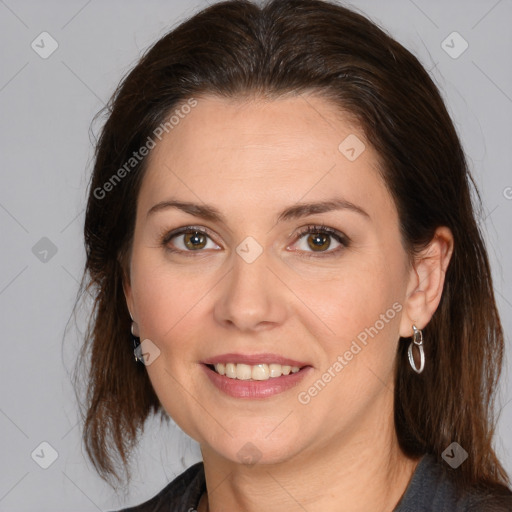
108, 462, 205, 512
395, 454, 512, 512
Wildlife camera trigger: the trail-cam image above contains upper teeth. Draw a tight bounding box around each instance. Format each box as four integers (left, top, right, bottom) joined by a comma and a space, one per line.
214, 363, 301, 380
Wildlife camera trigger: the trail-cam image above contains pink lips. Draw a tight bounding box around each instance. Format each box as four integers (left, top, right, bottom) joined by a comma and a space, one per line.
202, 352, 309, 367
201, 353, 312, 399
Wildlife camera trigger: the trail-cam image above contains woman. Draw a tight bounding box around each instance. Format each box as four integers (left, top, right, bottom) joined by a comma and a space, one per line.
73, 0, 512, 510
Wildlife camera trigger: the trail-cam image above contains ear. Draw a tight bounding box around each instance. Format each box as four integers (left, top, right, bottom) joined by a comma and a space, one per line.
399, 226, 454, 337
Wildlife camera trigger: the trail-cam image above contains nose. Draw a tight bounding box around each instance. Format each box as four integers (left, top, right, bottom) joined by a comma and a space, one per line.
213, 245, 288, 332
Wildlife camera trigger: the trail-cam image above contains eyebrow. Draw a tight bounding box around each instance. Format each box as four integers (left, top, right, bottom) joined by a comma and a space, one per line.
146, 197, 370, 223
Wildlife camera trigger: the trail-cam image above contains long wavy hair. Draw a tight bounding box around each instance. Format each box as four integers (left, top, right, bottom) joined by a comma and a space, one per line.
71, 0, 511, 494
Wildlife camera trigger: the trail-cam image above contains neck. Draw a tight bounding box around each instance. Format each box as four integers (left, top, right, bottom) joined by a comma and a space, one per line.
199, 405, 420, 512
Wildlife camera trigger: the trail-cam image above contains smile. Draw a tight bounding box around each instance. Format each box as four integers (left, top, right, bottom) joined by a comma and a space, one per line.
209, 362, 302, 381
202, 363, 312, 399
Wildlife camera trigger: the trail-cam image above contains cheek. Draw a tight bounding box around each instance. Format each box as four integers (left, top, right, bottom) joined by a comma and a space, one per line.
293, 254, 404, 345
129, 255, 212, 436
294, 260, 405, 418
129, 251, 204, 355
296, 265, 404, 407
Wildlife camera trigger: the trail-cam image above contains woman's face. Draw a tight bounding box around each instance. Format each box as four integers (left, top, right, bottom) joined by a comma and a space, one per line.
124, 94, 416, 466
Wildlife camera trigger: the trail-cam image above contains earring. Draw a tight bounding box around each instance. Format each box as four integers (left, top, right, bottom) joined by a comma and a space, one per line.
408, 324, 425, 374
131, 321, 143, 364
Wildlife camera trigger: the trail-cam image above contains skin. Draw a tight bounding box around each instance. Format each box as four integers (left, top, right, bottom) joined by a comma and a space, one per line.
123, 94, 454, 512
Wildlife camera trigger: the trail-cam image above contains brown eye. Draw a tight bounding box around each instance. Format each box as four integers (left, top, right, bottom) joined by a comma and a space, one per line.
183, 231, 207, 250
290, 225, 349, 256
162, 227, 221, 254
307, 232, 331, 251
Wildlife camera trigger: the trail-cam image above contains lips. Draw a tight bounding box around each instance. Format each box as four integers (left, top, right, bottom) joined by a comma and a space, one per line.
202, 353, 309, 367
201, 353, 312, 399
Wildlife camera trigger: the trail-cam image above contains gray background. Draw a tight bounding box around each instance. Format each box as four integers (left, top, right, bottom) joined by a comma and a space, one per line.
0, 0, 511, 510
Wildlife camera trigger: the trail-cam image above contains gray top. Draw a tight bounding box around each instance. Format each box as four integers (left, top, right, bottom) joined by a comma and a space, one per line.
113, 454, 512, 511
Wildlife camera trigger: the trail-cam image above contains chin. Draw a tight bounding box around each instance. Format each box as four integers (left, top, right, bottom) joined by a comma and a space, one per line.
201, 432, 302, 468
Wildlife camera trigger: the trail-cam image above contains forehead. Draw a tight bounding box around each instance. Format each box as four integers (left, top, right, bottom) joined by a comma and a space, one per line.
138, 94, 393, 220
149, 94, 367, 162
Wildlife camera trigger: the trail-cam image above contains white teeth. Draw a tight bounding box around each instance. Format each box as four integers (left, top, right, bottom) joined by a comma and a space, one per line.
212, 362, 302, 380
225, 363, 236, 378
236, 363, 252, 380
269, 364, 282, 378
252, 364, 270, 380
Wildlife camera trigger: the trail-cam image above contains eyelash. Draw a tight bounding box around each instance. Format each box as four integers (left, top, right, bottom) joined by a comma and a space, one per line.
159, 224, 350, 258
293, 224, 350, 258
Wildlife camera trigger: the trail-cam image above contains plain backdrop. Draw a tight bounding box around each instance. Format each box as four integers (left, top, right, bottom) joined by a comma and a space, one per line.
0, 0, 511, 510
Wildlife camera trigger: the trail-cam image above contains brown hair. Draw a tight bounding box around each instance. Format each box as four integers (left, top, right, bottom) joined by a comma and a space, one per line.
71, 0, 511, 495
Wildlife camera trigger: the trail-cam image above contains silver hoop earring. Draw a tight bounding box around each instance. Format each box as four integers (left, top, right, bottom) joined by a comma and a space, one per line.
408, 325, 425, 374
131, 321, 143, 364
